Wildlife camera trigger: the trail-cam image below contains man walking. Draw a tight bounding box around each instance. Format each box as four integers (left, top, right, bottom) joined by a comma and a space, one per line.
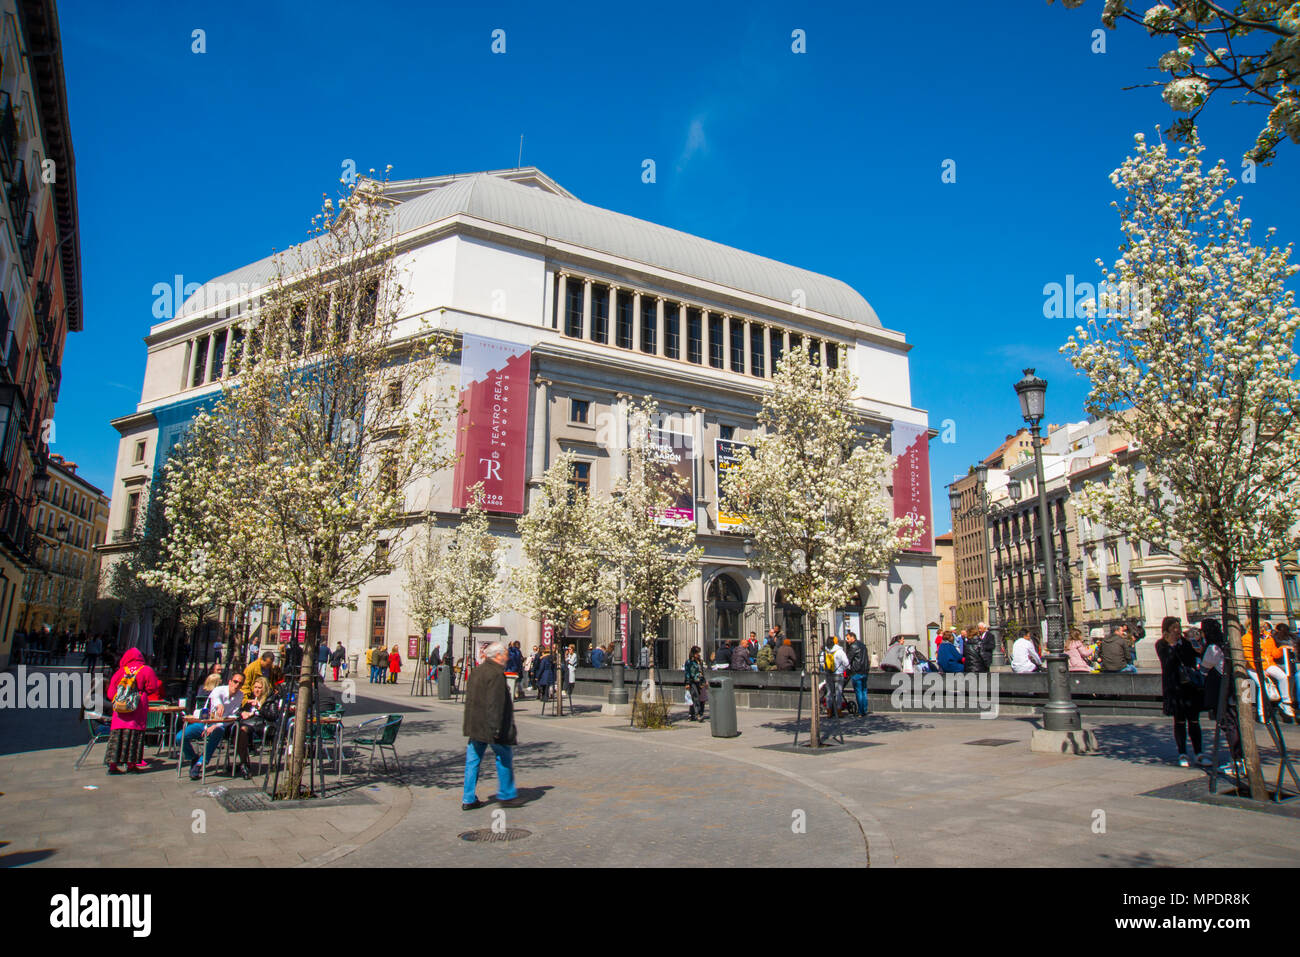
462, 641, 524, 811
845, 631, 870, 715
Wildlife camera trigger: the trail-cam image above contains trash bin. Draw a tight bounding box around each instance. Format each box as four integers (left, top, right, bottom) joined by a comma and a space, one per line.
437, 665, 452, 699
708, 677, 738, 738
349, 654, 359, 675
505, 672, 519, 699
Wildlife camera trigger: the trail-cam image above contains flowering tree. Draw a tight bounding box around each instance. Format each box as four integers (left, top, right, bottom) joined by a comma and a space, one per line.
722, 350, 923, 746
1051, 0, 1300, 162
405, 484, 503, 678
607, 399, 703, 723
143, 409, 278, 671
161, 174, 455, 797
515, 452, 615, 715
1063, 131, 1300, 798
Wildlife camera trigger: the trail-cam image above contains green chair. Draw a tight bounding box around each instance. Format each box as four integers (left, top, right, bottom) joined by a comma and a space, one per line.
351, 714, 402, 775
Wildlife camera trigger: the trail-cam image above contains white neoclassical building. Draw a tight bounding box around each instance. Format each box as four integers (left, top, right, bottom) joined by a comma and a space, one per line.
100, 168, 939, 668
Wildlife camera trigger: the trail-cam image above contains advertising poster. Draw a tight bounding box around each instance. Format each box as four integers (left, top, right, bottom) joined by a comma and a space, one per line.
715, 438, 753, 531
651, 428, 695, 526
890, 420, 934, 553
566, 608, 592, 640
452, 334, 531, 514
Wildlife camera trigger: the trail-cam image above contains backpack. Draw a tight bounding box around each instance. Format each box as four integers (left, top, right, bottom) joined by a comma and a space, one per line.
112, 667, 142, 714
824, 649, 837, 674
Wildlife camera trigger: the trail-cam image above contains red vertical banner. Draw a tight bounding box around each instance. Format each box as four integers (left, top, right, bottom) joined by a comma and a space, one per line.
619, 603, 629, 663
453, 334, 531, 513
541, 619, 554, 650
891, 421, 933, 553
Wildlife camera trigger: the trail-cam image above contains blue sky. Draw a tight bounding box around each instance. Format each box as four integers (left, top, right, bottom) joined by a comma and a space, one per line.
56, 0, 1299, 532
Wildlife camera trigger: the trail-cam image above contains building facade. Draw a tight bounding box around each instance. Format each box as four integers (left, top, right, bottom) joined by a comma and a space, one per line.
0, 0, 81, 668
101, 168, 939, 669
934, 531, 955, 631
19, 452, 108, 635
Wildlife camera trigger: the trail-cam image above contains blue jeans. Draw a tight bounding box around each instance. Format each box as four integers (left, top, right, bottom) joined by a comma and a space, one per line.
463, 740, 516, 803
851, 674, 869, 714
178, 723, 227, 765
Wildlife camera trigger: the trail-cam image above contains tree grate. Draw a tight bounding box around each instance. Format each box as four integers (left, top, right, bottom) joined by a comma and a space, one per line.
459, 827, 532, 843
207, 787, 378, 813
963, 738, 1018, 747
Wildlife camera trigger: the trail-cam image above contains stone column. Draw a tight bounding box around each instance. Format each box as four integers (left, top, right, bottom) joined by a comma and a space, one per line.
724, 314, 734, 372
608, 286, 617, 346
181, 340, 193, 391
530, 377, 550, 483
555, 272, 567, 332
655, 298, 666, 357
691, 406, 706, 533
742, 318, 752, 375
678, 303, 687, 357
632, 291, 642, 352
581, 279, 592, 341
612, 393, 629, 484
700, 309, 709, 365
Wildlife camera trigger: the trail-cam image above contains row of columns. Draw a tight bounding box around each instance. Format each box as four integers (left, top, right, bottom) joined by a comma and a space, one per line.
182, 326, 231, 390
555, 272, 839, 374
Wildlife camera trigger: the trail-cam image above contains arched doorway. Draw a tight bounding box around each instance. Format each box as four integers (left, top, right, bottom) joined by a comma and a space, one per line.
706, 573, 745, 665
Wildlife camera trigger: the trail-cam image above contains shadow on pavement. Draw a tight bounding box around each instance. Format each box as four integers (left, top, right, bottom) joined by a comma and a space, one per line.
392, 740, 581, 790
756, 713, 934, 739
0, 847, 56, 867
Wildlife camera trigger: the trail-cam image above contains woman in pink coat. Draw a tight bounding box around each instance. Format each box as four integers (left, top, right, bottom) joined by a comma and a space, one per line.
105, 647, 163, 774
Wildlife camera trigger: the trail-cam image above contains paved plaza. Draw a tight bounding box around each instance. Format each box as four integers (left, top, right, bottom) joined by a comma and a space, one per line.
2, 665, 1299, 868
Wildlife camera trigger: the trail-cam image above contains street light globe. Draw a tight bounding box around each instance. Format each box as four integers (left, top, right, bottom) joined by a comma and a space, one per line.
1014, 368, 1048, 424
975, 462, 988, 486
1008, 479, 1022, 503
947, 486, 961, 512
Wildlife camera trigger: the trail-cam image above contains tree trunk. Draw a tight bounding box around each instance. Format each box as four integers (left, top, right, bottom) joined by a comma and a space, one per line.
1222, 586, 1266, 800
283, 600, 320, 799
808, 610, 821, 748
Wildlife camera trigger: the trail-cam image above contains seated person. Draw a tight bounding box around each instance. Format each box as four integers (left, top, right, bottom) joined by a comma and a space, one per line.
178, 672, 244, 780
880, 637, 907, 673
243, 651, 276, 694
1010, 630, 1044, 674
1098, 627, 1137, 673
775, 639, 797, 671
936, 639, 964, 673
234, 676, 282, 779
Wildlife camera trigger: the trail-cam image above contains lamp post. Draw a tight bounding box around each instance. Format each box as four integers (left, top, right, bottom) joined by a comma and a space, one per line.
1014, 369, 1089, 747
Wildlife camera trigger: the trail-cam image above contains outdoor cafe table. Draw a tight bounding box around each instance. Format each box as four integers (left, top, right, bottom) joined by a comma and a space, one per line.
175, 715, 238, 780
149, 704, 184, 759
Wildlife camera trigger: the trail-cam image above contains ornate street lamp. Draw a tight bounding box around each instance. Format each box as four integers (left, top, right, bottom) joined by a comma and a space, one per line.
1014, 369, 1088, 747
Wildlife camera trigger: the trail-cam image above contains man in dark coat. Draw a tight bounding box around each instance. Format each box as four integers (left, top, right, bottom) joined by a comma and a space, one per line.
775, 640, 797, 671
845, 632, 871, 715
462, 641, 522, 811
730, 640, 752, 671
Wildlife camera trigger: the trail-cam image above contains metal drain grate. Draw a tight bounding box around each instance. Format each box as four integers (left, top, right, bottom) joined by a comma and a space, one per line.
964, 738, 1017, 747
210, 787, 379, 813
459, 827, 532, 843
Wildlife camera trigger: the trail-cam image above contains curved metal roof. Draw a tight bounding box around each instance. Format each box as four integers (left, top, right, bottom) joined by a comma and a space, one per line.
178, 170, 881, 328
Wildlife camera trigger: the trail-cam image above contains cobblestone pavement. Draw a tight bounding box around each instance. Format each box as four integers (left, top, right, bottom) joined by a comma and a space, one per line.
3, 665, 1299, 867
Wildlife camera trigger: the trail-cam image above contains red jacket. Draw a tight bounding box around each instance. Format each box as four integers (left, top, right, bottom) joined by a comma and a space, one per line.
388, 651, 401, 672
106, 648, 163, 731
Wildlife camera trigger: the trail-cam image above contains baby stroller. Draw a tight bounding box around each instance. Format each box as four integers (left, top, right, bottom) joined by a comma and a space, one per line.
818, 677, 858, 717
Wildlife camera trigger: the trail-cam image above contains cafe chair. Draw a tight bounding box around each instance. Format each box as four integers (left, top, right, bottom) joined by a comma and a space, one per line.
75, 713, 112, 770
350, 714, 403, 775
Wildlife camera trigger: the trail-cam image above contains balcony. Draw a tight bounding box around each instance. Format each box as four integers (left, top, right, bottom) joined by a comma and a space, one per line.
46, 364, 59, 401
33, 280, 50, 326
6, 156, 27, 224
0, 498, 33, 562
19, 210, 37, 275
3, 333, 20, 384
0, 92, 14, 181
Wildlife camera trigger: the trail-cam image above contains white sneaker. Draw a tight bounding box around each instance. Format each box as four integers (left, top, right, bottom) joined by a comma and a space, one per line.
1195, 753, 1212, 766
1280, 702, 1295, 719
1177, 754, 1191, 768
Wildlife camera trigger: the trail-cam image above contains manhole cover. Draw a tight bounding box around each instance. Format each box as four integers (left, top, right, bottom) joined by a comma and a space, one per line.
964, 738, 1017, 747
459, 827, 532, 843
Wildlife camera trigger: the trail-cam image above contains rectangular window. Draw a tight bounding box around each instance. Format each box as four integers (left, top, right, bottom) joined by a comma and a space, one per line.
664, 303, 680, 359
126, 492, 141, 535
211, 330, 227, 379
565, 282, 584, 338
789, 334, 802, 358
770, 327, 784, 368
591, 285, 609, 344
571, 398, 590, 424
640, 297, 656, 353
191, 336, 209, 388
719, 425, 735, 441
750, 324, 765, 376
707, 313, 724, 369
359, 281, 379, 327
376, 539, 390, 568
729, 319, 745, 372
370, 599, 387, 648
687, 309, 702, 364
569, 461, 591, 495
385, 379, 402, 411
807, 337, 821, 365
228, 327, 246, 375
133, 440, 146, 464
616, 293, 634, 349
826, 341, 839, 370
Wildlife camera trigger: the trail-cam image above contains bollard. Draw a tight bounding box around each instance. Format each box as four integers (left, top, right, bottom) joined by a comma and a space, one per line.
708, 677, 739, 738
437, 664, 452, 699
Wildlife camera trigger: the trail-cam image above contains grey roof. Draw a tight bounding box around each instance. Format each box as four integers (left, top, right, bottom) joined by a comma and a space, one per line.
177, 169, 881, 328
